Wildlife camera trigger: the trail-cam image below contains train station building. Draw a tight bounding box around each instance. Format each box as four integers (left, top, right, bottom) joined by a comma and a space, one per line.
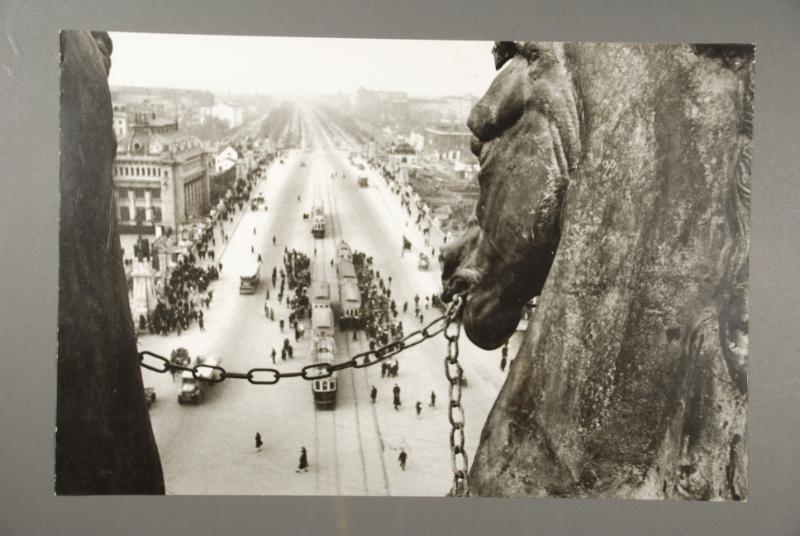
112, 112, 213, 236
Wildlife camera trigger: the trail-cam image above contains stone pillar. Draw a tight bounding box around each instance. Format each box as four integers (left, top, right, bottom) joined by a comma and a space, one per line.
144, 189, 152, 222
58, 30, 164, 494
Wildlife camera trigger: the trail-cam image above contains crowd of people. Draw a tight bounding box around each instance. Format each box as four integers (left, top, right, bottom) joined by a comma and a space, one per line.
145, 254, 219, 336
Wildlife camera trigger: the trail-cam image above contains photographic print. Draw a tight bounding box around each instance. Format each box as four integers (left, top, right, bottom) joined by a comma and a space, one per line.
58, 31, 752, 498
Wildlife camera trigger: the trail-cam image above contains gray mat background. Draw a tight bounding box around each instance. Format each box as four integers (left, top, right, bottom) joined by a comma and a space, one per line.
1, 0, 798, 534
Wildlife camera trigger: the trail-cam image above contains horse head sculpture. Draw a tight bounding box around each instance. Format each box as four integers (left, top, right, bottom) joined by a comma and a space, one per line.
443, 42, 580, 349
443, 42, 752, 499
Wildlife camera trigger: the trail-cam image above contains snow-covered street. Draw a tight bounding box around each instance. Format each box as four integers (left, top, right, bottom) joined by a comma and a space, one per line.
138, 106, 521, 496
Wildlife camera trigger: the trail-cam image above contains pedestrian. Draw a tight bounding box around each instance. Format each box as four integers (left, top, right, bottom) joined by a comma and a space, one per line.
198, 317, 205, 332
398, 448, 407, 471
416, 401, 422, 416
273, 235, 276, 246
280, 319, 285, 332
392, 383, 401, 410
251, 245, 255, 253
429, 391, 436, 408
297, 447, 309, 472
288, 344, 293, 359
500, 356, 507, 372
255, 432, 263, 451
253, 227, 256, 235
270, 310, 275, 321
352, 330, 358, 341
281, 348, 287, 361
271, 348, 276, 364
258, 254, 262, 262
370, 385, 377, 403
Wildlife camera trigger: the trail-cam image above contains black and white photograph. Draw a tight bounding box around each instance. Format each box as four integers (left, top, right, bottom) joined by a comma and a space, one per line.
57, 31, 752, 499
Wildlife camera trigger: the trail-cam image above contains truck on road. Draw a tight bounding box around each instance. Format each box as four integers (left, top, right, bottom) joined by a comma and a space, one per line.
178, 355, 223, 405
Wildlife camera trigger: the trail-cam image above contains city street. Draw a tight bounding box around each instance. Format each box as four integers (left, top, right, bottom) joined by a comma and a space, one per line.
138, 106, 519, 495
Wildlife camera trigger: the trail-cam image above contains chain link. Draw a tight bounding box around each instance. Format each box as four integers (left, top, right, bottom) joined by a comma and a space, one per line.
138, 293, 469, 495
443, 295, 469, 497
139, 300, 458, 384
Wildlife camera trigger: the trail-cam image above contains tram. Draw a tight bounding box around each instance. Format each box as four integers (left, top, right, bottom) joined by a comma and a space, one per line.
336, 240, 353, 264
311, 205, 326, 238
310, 304, 338, 408
339, 279, 361, 329
337, 259, 357, 282
310, 280, 332, 310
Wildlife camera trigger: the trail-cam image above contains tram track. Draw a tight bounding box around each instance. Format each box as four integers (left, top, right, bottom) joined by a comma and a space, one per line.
303, 144, 342, 496
311, 108, 392, 496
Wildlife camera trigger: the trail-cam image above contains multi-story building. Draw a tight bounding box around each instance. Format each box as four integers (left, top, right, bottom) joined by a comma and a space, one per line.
424, 126, 475, 162
214, 145, 238, 173
210, 101, 243, 128
112, 115, 212, 235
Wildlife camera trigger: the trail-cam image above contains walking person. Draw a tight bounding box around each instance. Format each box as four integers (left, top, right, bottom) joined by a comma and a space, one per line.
198, 316, 205, 332
370, 385, 377, 403
398, 448, 407, 471
415, 401, 422, 416
271, 348, 276, 364
429, 390, 436, 408
255, 432, 263, 452
500, 356, 508, 372
392, 383, 401, 410
297, 447, 309, 472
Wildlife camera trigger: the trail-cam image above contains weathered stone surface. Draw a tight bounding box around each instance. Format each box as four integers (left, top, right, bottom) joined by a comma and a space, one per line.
443, 43, 751, 499
57, 31, 164, 494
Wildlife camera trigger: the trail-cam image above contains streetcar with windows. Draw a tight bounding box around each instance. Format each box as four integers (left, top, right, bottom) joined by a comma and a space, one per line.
336, 240, 353, 264
311, 205, 326, 238
310, 280, 332, 310
337, 259, 357, 282
310, 305, 338, 408
339, 279, 362, 329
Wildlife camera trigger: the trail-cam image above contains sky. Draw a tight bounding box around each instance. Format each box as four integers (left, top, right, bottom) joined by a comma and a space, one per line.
107, 32, 498, 97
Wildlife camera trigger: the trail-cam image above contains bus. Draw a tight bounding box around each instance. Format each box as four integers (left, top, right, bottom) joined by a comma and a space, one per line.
239, 261, 261, 294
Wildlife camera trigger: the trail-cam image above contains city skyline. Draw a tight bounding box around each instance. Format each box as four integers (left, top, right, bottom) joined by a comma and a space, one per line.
108, 32, 498, 98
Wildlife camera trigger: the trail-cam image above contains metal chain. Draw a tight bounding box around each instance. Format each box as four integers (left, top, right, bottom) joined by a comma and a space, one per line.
139, 293, 469, 496
138, 297, 464, 385
443, 294, 469, 497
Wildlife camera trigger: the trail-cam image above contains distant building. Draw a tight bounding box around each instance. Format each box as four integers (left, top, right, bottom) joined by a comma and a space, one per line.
387, 141, 417, 184
113, 115, 212, 234
112, 105, 129, 140
210, 101, 243, 128
215, 145, 238, 173
424, 126, 474, 162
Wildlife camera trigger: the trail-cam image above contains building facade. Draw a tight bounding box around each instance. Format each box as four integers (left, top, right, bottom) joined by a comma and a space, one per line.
113, 116, 212, 235
424, 126, 474, 162
210, 101, 243, 128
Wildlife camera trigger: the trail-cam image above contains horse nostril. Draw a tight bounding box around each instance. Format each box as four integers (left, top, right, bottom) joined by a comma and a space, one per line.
443, 276, 471, 302
471, 137, 483, 158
